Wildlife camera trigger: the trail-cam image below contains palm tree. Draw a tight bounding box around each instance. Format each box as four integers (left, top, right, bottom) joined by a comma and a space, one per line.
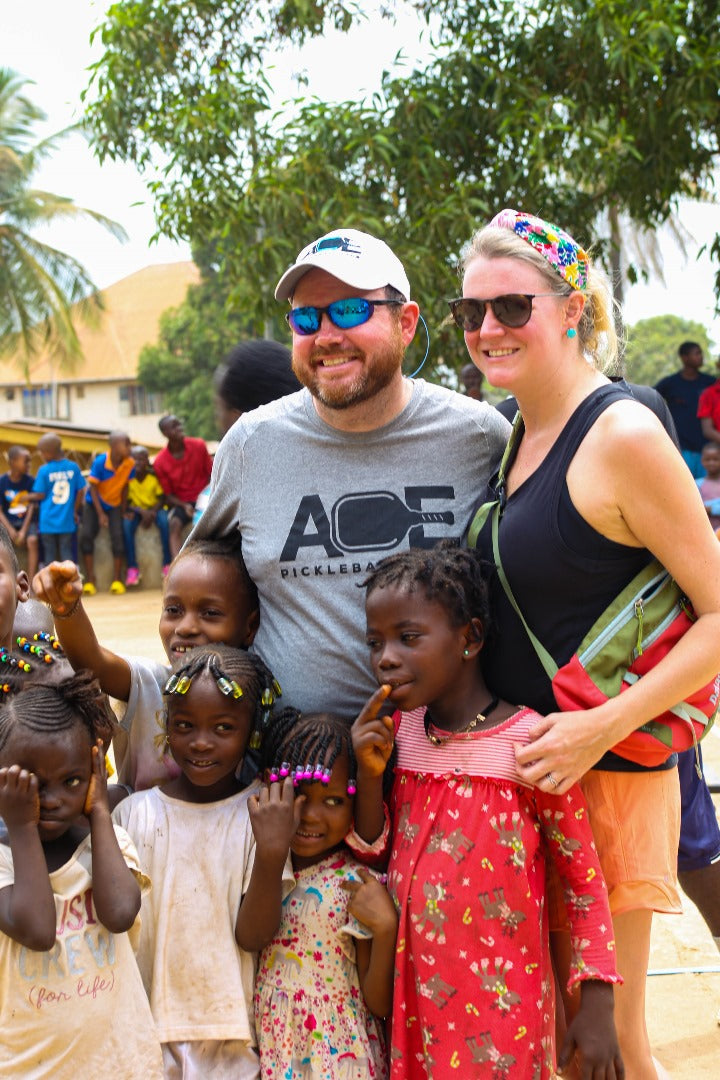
0, 68, 126, 379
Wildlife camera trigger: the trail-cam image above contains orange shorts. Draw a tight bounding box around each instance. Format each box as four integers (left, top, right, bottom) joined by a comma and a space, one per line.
548, 766, 682, 930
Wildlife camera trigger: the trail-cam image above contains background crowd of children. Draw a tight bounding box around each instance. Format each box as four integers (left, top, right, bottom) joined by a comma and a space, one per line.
0, 421, 207, 598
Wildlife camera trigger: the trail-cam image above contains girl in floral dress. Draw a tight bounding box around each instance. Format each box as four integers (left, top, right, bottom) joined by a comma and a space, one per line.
353, 543, 624, 1080
255, 710, 397, 1080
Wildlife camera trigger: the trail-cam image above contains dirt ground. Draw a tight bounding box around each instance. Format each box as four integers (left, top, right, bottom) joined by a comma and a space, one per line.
82, 587, 720, 1077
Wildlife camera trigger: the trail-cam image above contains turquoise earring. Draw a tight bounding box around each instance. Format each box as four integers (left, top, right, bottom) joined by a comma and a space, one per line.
567, 327, 577, 339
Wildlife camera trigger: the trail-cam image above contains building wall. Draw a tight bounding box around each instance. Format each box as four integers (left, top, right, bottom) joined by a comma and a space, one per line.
66, 383, 164, 445
0, 381, 164, 446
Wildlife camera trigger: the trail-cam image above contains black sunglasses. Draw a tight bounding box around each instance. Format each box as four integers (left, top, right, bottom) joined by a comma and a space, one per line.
447, 292, 560, 331
286, 298, 403, 336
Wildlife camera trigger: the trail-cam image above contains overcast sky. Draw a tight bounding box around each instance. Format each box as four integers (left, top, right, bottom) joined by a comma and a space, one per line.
6, 0, 720, 348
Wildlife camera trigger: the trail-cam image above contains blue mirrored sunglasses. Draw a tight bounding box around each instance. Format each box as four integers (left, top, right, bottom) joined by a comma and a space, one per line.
286, 297, 403, 336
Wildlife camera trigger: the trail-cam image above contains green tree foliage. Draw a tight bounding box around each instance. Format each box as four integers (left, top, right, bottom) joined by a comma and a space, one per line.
623, 315, 714, 386
136, 249, 265, 438
0, 69, 126, 378
84, 1, 720, 379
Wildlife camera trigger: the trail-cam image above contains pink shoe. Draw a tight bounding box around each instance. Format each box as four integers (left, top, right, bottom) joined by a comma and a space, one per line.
125, 567, 140, 587
162, 565, 170, 578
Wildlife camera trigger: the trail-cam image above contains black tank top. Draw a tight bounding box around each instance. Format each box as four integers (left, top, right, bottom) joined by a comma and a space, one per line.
477, 383, 672, 770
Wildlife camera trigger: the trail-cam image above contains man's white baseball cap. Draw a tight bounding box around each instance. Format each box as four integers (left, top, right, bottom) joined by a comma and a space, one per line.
275, 228, 411, 302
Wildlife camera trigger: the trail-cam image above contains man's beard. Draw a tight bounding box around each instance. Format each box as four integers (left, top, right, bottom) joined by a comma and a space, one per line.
292, 331, 405, 411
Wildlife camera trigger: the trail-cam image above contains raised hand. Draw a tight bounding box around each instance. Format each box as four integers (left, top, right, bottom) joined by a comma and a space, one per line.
248, 777, 302, 864
352, 685, 395, 779
83, 741, 111, 820
0, 766, 40, 830
32, 560, 82, 616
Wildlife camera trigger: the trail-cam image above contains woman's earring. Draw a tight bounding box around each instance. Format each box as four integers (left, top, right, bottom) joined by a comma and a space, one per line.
566, 327, 577, 339
463, 648, 470, 657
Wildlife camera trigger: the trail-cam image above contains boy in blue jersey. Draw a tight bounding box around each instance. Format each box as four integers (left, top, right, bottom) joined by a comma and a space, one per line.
23, 434, 86, 564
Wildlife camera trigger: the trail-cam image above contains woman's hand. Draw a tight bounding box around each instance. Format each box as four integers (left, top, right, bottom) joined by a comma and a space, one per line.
352, 685, 395, 780
0, 766, 40, 830
514, 707, 617, 793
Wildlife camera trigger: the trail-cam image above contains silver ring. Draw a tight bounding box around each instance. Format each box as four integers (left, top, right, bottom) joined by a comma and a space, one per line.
545, 772, 559, 789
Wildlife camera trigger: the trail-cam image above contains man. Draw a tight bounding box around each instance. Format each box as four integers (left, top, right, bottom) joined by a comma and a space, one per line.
191, 228, 510, 715
460, 362, 485, 401
153, 415, 213, 559
655, 341, 714, 477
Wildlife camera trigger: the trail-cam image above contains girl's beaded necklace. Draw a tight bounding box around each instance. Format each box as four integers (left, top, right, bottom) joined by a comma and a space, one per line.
423, 696, 500, 746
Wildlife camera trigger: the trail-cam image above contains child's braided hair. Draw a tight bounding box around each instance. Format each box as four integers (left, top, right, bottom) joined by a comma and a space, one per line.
363, 540, 491, 642
0, 668, 116, 754
260, 708, 357, 792
162, 643, 280, 745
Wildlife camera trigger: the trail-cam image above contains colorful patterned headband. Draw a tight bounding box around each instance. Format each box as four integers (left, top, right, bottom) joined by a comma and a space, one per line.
489, 208, 588, 291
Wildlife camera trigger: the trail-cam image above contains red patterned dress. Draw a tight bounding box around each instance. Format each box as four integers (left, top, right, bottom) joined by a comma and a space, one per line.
388, 707, 620, 1079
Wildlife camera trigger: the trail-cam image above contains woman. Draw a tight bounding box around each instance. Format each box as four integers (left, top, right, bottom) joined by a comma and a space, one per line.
453, 209, 720, 1079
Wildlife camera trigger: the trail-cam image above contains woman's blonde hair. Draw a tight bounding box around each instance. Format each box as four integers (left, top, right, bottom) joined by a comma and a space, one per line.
461, 225, 620, 372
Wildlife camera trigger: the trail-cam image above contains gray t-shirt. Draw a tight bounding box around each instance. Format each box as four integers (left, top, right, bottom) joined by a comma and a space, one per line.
190, 380, 510, 716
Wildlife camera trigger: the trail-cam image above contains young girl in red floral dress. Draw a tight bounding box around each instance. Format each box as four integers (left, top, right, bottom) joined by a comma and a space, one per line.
352, 543, 624, 1080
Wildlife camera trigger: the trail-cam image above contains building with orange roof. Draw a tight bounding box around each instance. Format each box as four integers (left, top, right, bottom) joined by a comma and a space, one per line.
0, 261, 199, 457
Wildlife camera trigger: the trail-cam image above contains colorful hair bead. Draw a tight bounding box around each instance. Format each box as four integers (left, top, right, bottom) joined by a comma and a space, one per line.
321, 767, 331, 785
1, 683, 10, 694
34, 632, 61, 648
249, 730, 262, 750
164, 673, 179, 693
261, 687, 274, 708
346, 778, 357, 796
216, 675, 234, 697
312, 762, 324, 780
175, 675, 191, 695
269, 770, 279, 783
16, 637, 28, 648
279, 762, 290, 778
271, 678, 282, 698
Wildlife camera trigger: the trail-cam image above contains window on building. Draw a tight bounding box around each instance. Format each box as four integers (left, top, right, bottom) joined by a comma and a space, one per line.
118, 384, 164, 416
5, 388, 14, 401
22, 387, 52, 419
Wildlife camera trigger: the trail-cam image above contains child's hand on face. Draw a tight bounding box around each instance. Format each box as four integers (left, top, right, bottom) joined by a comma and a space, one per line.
83, 741, 111, 821
558, 981, 624, 1080
341, 867, 398, 937
32, 560, 82, 616
248, 777, 303, 865
0, 766, 40, 830
352, 686, 395, 780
